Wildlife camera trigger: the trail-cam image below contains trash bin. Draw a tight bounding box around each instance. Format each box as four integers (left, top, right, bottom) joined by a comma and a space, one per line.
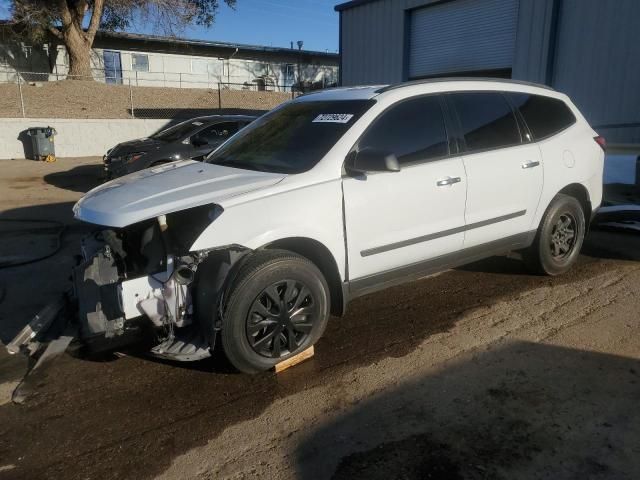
27, 126, 57, 161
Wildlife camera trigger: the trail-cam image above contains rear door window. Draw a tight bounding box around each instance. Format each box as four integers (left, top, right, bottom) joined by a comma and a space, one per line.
508, 93, 576, 140
198, 122, 239, 143
449, 92, 521, 152
357, 95, 449, 164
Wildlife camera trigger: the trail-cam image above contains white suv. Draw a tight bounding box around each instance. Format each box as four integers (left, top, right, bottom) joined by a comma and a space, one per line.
73, 79, 604, 372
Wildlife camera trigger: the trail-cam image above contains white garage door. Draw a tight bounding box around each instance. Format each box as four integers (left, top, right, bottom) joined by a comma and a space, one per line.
409, 0, 519, 79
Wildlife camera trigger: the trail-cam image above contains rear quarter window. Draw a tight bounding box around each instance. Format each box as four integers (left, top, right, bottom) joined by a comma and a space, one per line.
449, 92, 522, 153
508, 93, 576, 140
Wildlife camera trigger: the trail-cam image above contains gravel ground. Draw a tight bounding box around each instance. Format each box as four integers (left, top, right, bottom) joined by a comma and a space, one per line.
0, 158, 639, 480
0, 81, 293, 119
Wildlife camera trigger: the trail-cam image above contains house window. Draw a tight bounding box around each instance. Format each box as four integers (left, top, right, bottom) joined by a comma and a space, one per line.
131, 53, 149, 72
284, 64, 295, 86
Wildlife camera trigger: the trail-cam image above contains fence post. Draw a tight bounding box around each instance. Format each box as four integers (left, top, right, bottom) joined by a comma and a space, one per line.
218, 82, 222, 110
17, 76, 25, 118
179, 73, 182, 89
129, 79, 135, 119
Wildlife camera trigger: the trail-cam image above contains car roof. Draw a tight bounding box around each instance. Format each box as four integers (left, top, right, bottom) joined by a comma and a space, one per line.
295, 78, 559, 103
295, 85, 386, 102
186, 114, 258, 123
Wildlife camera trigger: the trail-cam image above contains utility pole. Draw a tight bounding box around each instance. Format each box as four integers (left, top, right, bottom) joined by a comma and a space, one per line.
297, 40, 303, 93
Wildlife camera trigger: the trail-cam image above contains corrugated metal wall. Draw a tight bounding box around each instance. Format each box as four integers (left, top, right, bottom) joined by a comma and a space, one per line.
340, 0, 407, 85
339, 0, 523, 86
511, 0, 556, 84
339, 0, 640, 142
409, 0, 518, 78
551, 0, 640, 143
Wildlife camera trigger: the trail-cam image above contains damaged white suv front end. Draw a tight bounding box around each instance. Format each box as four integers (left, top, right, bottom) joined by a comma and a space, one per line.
71, 160, 287, 360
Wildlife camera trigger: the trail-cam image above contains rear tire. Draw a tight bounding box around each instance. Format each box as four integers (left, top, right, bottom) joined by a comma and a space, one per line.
524, 194, 585, 276
221, 249, 330, 373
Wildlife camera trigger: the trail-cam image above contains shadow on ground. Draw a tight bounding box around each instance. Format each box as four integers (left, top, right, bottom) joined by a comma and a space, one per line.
43, 164, 103, 193
0, 227, 638, 479
0, 201, 89, 343
296, 341, 640, 480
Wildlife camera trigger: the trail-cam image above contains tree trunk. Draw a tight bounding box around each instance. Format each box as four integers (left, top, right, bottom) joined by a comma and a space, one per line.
64, 25, 93, 79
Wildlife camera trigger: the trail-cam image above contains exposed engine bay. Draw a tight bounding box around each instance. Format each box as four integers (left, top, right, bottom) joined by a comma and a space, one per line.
70, 204, 246, 361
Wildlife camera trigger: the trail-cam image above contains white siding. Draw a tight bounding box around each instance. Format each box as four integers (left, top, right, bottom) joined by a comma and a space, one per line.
1, 43, 338, 91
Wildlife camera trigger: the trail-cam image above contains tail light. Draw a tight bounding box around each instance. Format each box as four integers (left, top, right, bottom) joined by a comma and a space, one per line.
594, 135, 607, 151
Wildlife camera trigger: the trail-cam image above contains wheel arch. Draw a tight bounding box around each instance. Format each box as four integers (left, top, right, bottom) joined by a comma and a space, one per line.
261, 237, 346, 317
558, 183, 592, 224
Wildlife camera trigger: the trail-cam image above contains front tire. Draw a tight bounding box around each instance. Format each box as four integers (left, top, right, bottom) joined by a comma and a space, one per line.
221, 250, 330, 373
524, 194, 586, 276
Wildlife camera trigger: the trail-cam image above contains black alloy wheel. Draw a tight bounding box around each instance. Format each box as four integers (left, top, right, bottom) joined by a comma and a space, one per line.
220, 249, 330, 373
247, 280, 317, 358
549, 213, 578, 260
524, 193, 585, 276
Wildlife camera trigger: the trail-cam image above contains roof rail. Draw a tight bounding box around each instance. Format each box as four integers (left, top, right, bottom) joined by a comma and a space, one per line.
375, 77, 555, 94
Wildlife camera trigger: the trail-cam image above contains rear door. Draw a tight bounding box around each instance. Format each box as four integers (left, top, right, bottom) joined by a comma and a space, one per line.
447, 91, 543, 248
342, 95, 468, 280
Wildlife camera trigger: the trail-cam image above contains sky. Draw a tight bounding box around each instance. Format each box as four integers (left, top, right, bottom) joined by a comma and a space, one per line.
0, 0, 340, 53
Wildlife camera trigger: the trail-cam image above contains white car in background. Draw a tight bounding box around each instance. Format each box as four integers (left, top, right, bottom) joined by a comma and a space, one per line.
70, 78, 604, 373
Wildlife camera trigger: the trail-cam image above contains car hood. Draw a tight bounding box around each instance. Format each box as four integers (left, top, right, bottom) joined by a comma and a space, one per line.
109, 138, 165, 155
74, 160, 286, 228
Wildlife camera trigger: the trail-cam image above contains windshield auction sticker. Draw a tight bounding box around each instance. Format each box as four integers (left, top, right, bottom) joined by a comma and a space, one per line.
313, 113, 354, 124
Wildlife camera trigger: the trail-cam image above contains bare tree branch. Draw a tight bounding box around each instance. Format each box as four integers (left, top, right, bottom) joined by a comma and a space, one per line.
56, 0, 73, 29
47, 25, 63, 40
86, 0, 105, 41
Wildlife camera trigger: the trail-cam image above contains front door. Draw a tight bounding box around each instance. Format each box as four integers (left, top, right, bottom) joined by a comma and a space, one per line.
342, 95, 468, 281
447, 92, 544, 248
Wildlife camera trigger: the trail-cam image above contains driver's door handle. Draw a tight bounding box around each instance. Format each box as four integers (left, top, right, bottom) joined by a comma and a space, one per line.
437, 176, 462, 187
522, 160, 540, 169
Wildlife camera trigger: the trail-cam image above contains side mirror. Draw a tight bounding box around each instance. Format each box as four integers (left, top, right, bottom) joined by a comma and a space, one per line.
345, 147, 401, 174
192, 136, 208, 147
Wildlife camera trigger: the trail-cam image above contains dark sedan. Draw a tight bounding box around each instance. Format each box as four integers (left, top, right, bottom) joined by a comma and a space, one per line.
103, 115, 256, 179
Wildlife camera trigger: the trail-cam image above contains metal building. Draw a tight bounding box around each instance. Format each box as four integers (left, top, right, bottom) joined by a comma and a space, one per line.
336, 0, 640, 143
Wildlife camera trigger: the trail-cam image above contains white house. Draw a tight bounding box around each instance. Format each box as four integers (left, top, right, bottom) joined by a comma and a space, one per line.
0, 29, 339, 91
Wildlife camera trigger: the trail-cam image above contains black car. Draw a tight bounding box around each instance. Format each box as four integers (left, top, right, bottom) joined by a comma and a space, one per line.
103, 115, 256, 179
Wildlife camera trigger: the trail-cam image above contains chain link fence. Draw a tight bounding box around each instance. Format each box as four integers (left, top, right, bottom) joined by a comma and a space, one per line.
0, 71, 304, 119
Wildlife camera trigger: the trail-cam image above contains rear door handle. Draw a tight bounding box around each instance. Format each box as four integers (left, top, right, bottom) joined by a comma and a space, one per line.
522, 161, 540, 169
436, 176, 462, 187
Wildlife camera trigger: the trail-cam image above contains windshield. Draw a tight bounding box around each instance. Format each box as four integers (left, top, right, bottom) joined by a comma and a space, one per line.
150, 119, 206, 142
205, 100, 374, 174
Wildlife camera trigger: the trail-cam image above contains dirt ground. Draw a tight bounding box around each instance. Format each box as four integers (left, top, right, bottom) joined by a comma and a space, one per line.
0, 81, 293, 119
0, 158, 639, 480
